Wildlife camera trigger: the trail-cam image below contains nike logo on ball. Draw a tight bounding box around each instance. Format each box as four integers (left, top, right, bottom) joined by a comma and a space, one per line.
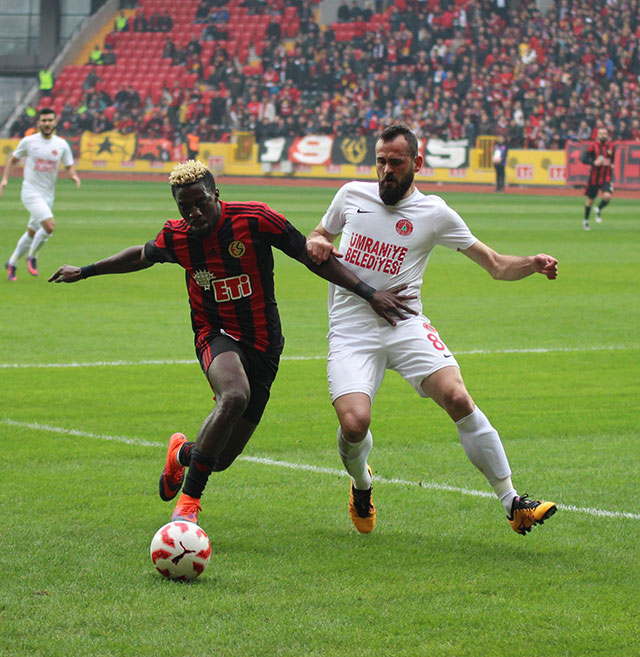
356, 209, 373, 213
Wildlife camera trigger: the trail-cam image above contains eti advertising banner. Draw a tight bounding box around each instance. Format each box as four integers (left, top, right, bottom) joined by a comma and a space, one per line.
259, 135, 470, 168
565, 141, 640, 190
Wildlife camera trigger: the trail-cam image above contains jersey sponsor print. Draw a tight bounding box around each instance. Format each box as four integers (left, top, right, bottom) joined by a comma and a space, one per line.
321, 181, 477, 324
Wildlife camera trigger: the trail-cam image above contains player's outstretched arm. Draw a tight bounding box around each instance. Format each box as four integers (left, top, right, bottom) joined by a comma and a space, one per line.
461, 241, 558, 281
48, 245, 153, 283
297, 249, 417, 326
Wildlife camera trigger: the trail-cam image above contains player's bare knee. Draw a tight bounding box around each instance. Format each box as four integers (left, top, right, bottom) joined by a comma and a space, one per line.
441, 389, 474, 419
340, 411, 371, 441
215, 388, 250, 421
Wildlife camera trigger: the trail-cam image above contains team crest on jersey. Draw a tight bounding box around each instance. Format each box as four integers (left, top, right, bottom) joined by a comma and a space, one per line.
51, 149, 58, 156
193, 269, 217, 291
395, 219, 413, 236
228, 241, 245, 258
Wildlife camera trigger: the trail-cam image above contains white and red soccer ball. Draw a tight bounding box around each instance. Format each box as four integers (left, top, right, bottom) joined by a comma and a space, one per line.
150, 521, 211, 581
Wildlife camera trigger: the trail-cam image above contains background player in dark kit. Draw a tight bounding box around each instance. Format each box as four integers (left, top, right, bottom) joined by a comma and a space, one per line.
581, 127, 615, 230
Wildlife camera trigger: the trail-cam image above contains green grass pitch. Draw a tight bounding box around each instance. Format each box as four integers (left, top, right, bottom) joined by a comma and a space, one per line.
1, 179, 638, 657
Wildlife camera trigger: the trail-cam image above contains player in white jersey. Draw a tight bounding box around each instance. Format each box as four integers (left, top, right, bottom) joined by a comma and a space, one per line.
307, 124, 559, 536
1, 107, 80, 281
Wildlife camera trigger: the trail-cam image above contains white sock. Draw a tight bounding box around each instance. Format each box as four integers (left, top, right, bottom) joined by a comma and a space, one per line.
28, 227, 51, 257
455, 407, 516, 512
337, 427, 373, 490
493, 476, 518, 515
9, 231, 33, 264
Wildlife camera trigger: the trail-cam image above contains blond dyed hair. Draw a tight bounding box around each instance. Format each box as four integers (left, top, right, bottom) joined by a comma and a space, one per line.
169, 160, 211, 187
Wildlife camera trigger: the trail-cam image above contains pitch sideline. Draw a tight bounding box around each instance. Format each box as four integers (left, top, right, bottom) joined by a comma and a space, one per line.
2, 417, 638, 522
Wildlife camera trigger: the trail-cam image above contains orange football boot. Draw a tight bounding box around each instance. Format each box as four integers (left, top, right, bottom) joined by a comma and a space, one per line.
171, 493, 202, 525
158, 433, 187, 501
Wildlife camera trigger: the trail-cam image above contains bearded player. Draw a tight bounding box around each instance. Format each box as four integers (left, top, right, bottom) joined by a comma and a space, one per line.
306, 124, 559, 536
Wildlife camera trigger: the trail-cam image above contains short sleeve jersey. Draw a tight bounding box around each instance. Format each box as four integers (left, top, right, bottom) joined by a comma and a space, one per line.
321, 181, 477, 324
144, 200, 306, 354
13, 133, 74, 198
585, 140, 614, 186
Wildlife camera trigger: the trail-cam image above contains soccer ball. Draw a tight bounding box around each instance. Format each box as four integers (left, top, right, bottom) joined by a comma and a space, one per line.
150, 521, 211, 581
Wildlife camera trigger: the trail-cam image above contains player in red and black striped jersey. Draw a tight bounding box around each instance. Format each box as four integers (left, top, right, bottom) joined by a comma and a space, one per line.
48, 160, 416, 526
146, 199, 307, 356
580, 127, 615, 231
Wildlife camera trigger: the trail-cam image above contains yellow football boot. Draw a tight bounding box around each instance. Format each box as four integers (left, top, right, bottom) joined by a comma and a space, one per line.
508, 495, 557, 535
349, 466, 376, 534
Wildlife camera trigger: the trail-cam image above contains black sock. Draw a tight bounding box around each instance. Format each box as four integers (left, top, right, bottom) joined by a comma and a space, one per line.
584, 206, 592, 219
598, 200, 609, 210
178, 441, 195, 466
183, 448, 215, 498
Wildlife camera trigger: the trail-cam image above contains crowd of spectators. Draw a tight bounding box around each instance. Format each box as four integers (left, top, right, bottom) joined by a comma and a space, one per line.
9, 0, 640, 150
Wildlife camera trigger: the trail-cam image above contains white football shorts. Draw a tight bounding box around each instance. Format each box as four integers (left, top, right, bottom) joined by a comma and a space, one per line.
326, 313, 460, 403
22, 192, 54, 230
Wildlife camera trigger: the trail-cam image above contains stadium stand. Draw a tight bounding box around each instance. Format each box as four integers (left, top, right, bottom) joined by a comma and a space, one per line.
7, 0, 640, 149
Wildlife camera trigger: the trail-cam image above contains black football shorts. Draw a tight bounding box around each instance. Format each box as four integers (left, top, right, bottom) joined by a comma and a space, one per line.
585, 181, 613, 199
195, 332, 280, 425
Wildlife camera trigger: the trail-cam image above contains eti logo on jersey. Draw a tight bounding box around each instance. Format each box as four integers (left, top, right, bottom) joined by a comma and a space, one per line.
395, 219, 413, 236
192, 269, 253, 303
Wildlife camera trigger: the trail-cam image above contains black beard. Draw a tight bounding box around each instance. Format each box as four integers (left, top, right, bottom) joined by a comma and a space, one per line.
379, 173, 414, 206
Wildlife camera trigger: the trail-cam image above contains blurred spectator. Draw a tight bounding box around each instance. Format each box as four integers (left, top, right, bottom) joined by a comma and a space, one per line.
82, 69, 100, 93
114, 11, 128, 32
162, 36, 177, 60
114, 85, 140, 111
186, 38, 202, 57
38, 68, 54, 99
9, 107, 36, 137
149, 12, 161, 31
88, 44, 103, 65
337, 2, 350, 22
186, 129, 200, 159
133, 12, 148, 32
159, 11, 174, 31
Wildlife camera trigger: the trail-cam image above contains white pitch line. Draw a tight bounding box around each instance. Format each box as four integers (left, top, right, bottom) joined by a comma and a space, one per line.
0, 418, 165, 448
1, 344, 638, 370
0, 359, 199, 369
2, 418, 638, 522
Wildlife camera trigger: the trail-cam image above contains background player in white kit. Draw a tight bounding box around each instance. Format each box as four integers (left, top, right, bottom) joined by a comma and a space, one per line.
2, 107, 80, 281
307, 124, 559, 536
